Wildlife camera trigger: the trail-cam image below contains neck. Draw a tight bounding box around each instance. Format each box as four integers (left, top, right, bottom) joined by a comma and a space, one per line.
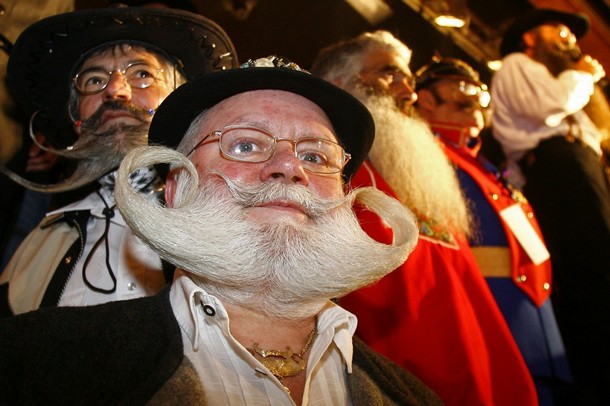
430, 121, 481, 157
225, 303, 317, 404
226, 302, 316, 350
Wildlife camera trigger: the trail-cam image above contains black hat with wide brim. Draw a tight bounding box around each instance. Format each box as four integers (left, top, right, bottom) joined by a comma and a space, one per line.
148, 59, 375, 179
7, 7, 238, 149
500, 8, 590, 57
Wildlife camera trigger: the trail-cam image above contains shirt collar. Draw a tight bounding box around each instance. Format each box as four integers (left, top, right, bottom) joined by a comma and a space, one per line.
46, 169, 163, 221
169, 269, 357, 369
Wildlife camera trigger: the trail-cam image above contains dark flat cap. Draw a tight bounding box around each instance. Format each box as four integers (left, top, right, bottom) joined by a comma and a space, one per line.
500, 8, 589, 57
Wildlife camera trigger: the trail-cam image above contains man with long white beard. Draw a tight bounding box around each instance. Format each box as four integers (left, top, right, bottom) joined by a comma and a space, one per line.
0, 57, 441, 405
0, 7, 237, 316
311, 31, 538, 406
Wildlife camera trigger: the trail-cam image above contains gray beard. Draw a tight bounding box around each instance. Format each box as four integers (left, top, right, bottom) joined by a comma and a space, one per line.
1, 99, 152, 193
114, 145, 419, 320
1, 123, 148, 193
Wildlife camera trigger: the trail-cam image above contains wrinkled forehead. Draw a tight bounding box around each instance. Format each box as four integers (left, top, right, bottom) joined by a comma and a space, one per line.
203, 90, 339, 141
73, 43, 169, 73
533, 21, 574, 36
361, 49, 412, 75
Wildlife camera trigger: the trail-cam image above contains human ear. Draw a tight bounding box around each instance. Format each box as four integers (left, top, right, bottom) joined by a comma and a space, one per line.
522, 31, 536, 49
164, 169, 178, 208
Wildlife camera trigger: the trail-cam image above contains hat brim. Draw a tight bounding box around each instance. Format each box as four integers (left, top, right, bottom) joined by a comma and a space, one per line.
148, 68, 375, 179
7, 7, 237, 149
500, 8, 590, 57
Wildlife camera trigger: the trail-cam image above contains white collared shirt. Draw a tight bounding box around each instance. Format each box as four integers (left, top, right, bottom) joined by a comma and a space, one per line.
491, 52, 602, 161
54, 186, 165, 306
170, 269, 357, 405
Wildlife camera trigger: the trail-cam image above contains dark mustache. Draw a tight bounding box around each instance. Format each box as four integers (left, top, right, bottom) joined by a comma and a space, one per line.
79, 100, 151, 133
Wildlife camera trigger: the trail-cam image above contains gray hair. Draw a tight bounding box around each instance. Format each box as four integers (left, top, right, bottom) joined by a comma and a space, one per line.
176, 109, 211, 157
310, 30, 412, 84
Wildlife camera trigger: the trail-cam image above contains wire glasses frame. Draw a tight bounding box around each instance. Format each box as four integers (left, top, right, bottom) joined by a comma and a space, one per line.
72, 62, 165, 95
187, 125, 352, 174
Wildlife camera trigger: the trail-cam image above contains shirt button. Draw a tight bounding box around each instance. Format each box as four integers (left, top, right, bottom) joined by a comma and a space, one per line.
517, 275, 527, 283
491, 193, 499, 201
543, 282, 550, 291
127, 282, 136, 291
202, 303, 216, 317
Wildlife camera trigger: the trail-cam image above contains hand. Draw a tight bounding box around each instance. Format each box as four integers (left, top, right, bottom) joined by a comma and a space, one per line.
25, 133, 59, 173
574, 55, 606, 83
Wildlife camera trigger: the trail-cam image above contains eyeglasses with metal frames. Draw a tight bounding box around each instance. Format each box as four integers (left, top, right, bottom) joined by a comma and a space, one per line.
187, 125, 352, 174
72, 62, 165, 95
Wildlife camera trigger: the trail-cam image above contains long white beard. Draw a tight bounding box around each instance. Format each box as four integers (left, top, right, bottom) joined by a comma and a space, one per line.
343, 82, 472, 236
115, 146, 419, 319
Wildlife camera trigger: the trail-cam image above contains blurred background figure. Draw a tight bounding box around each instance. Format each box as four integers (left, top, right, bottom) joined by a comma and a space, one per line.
0, 1, 75, 270
415, 55, 574, 405
312, 30, 538, 406
491, 8, 610, 404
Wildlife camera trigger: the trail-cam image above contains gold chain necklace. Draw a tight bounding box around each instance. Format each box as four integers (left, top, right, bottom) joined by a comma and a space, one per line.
247, 327, 317, 384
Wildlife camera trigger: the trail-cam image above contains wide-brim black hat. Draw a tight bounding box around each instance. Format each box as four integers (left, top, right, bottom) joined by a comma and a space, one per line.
7, 7, 238, 149
148, 57, 375, 178
500, 8, 590, 57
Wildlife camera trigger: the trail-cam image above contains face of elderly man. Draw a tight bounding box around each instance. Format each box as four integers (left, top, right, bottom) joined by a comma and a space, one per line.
165, 89, 345, 223
73, 45, 177, 137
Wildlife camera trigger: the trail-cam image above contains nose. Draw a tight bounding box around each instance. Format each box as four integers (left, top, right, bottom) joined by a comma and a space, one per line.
102, 72, 132, 101
259, 141, 309, 186
394, 74, 418, 105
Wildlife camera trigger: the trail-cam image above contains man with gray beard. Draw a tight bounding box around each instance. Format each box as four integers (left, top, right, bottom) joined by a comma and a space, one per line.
0, 7, 237, 316
0, 57, 441, 405
311, 31, 538, 406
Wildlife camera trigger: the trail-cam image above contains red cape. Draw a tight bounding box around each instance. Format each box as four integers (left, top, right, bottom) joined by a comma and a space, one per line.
342, 161, 537, 406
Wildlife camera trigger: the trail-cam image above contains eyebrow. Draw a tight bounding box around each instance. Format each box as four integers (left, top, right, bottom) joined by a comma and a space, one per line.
80, 58, 156, 71
223, 120, 338, 142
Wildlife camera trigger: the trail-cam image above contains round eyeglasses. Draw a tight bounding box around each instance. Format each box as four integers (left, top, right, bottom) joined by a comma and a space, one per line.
73, 62, 164, 95
188, 125, 352, 174
457, 80, 490, 108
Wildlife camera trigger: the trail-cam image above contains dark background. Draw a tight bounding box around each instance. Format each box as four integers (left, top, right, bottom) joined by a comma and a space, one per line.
76, 0, 610, 86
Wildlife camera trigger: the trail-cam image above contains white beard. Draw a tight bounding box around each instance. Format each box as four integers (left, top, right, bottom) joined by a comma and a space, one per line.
343, 82, 472, 237
115, 145, 419, 319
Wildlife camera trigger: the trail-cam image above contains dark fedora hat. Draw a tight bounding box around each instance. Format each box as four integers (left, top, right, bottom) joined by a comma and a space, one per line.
500, 8, 590, 57
148, 56, 375, 178
7, 7, 238, 149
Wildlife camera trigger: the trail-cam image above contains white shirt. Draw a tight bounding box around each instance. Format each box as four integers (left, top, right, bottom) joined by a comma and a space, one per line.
170, 269, 356, 405
53, 186, 165, 307
491, 52, 602, 161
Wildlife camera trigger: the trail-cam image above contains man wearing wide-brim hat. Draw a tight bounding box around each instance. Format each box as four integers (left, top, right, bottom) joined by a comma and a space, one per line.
0, 7, 237, 317
490, 7, 610, 404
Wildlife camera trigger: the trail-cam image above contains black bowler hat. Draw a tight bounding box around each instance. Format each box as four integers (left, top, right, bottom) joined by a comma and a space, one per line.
148, 56, 375, 178
500, 8, 590, 57
7, 7, 238, 149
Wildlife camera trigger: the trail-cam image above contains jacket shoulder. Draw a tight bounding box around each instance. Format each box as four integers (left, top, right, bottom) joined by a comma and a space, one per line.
0, 289, 182, 404
349, 336, 444, 405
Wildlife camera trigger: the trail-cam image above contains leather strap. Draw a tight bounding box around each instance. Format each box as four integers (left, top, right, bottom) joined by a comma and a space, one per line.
39, 210, 91, 307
